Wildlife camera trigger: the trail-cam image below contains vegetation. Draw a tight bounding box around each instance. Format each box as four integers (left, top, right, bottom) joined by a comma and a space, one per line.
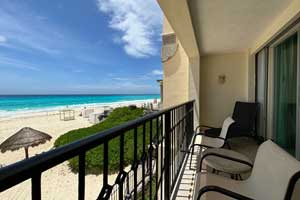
137, 176, 157, 200
54, 107, 157, 175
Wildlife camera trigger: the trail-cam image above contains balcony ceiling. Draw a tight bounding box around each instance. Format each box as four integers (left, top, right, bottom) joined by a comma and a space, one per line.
189, 0, 293, 55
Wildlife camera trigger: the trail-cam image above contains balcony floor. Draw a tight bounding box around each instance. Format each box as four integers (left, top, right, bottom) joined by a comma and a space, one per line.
174, 137, 259, 200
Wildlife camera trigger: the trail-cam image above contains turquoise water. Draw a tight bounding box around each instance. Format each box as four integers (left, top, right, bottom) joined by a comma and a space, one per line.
0, 94, 160, 117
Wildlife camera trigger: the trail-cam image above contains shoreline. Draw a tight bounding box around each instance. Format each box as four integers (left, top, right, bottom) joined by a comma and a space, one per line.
0, 98, 158, 121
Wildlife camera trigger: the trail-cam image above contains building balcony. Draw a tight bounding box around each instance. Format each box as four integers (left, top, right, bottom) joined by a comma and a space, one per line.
0, 100, 299, 200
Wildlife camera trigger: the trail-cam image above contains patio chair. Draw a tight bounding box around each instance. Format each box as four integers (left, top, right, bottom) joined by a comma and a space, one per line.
189, 117, 235, 169
195, 140, 300, 200
198, 101, 258, 138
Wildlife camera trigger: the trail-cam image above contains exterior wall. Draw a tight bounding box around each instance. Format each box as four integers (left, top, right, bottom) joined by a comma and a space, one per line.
162, 16, 201, 129
162, 17, 189, 107
163, 41, 189, 107
248, 52, 256, 102
163, 15, 174, 35
189, 56, 200, 126
159, 0, 201, 126
200, 53, 249, 127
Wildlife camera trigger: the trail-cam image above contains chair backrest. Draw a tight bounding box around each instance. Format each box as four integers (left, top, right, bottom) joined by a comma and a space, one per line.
219, 117, 235, 139
246, 140, 300, 200
232, 101, 258, 134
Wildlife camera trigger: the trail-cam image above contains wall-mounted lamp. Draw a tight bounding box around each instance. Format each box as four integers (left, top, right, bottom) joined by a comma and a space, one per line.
218, 74, 226, 84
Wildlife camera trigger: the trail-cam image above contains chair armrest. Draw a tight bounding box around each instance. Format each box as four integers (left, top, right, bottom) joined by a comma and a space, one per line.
194, 133, 225, 141
197, 185, 254, 200
198, 152, 253, 173
195, 125, 217, 133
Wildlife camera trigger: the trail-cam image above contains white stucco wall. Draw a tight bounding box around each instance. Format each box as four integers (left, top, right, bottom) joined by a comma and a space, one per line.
200, 53, 249, 127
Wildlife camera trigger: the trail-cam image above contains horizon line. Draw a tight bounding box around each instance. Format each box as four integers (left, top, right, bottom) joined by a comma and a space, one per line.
0, 93, 160, 96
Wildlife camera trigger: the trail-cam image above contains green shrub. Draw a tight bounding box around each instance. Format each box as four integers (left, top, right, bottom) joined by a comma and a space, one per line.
54, 107, 158, 174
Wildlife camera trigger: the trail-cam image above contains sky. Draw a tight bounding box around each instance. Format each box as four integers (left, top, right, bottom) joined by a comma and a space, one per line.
0, 0, 163, 95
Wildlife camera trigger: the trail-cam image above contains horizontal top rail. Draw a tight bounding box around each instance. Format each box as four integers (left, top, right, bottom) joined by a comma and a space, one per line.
0, 100, 194, 192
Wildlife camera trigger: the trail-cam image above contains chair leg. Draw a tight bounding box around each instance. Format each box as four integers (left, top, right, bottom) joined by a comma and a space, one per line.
189, 145, 195, 170
230, 174, 234, 179
189, 134, 197, 170
239, 174, 243, 180
226, 141, 231, 150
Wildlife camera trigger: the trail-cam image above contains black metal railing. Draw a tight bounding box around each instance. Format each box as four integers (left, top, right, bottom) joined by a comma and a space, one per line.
0, 100, 194, 200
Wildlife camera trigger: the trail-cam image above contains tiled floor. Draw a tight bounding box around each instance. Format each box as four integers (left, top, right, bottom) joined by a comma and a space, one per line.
174, 146, 199, 200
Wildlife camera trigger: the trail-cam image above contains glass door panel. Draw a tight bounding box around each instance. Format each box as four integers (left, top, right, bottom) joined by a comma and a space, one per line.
274, 33, 298, 156
256, 48, 268, 139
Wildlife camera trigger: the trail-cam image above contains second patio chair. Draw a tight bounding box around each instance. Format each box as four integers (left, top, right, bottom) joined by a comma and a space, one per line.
189, 117, 235, 169
199, 101, 258, 138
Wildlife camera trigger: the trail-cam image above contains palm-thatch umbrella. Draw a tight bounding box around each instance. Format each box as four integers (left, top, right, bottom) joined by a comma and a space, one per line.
0, 127, 52, 159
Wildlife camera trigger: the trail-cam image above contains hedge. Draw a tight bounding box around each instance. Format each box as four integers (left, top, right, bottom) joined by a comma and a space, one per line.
54, 107, 158, 175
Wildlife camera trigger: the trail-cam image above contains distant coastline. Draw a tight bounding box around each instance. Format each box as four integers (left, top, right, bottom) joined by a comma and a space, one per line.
0, 94, 160, 119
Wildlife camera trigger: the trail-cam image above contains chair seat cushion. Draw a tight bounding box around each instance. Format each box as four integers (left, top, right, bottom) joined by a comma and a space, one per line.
204, 127, 254, 138
196, 173, 253, 200
202, 148, 253, 174
194, 135, 224, 148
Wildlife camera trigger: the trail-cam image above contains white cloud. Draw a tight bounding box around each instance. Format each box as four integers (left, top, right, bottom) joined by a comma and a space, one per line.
0, 1, 63, 55
0, 56, 40, 71
152, 69, 163, 75
112, 77, 129, 81
97, 0, 162, 58
0, 35, 7, 43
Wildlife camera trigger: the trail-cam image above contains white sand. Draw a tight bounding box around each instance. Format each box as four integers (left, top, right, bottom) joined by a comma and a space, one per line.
0, 100, 157, 199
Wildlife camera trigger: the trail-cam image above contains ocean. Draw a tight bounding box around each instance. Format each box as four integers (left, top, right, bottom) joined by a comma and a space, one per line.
0, 94, 160, 118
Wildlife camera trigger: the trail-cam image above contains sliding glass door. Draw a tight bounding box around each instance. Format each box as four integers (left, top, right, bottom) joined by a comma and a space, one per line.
273, 33, 298, 156
256, 48, 268, 139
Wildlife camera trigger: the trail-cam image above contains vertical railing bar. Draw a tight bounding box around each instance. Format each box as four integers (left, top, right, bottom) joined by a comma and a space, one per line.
173, 109, 175, 184
160, 115, 163, 200
172, 109, 175, 183
149, 119, 153, 200
173, 109, 176, 182
176, 108, 179, 173
103, 141, 108, 186
164, 111, 171, 200
119, 133, 124, 200
170, 110, 173, 184
133, 127, 138, 200
32, 173, 41, 200
169, 110, 172, 185
175, 109, 177, 172
142, 123, 146, 199
155, 117, 159, 199
78, 152, 86, 200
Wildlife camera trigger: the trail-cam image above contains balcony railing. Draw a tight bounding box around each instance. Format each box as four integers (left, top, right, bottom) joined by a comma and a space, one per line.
0, 100, 194, 200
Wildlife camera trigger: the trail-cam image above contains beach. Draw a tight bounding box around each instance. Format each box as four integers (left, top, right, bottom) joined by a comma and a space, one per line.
0, 99, 158, 199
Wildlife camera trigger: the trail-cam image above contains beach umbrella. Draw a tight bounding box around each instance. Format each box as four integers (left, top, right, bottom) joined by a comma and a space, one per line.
0, 127, 52, 159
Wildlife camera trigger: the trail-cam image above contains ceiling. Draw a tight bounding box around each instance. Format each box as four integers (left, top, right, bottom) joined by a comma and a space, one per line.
188, 0, 293, 55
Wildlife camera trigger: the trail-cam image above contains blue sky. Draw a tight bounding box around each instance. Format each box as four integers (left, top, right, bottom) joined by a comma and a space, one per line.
0, 0, 163, 94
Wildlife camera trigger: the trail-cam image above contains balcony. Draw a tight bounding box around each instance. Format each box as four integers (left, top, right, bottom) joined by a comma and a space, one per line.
0, 100, 300, 200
